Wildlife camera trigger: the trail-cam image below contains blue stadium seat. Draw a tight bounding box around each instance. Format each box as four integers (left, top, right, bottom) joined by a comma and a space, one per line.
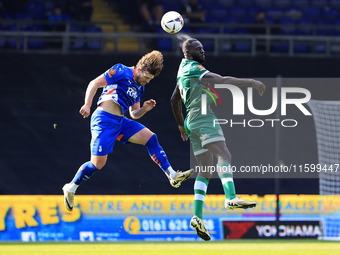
15, 13, 32, 20
303, 7, 320, 22
199, 0, 217, 11
180, 27, 193, 34
291, 0, 309, 8
25, 0, 44, 20
207, 7, 228, 22
85, 25, 103, 50
228, 6, 246, 21
314, 44, 326, 53
316, 20, 332, 35
310, 0, 329, 8
205, 16, 220, 23
217, 0, 235, 8
26, 24, 45, 49
196, 26, 219, 34
265, 16, 275, 24
266, 6, 284, 20
327, 19, 340, 36
235, 17, 253, 34
43, 0, 54, 13
156, 28, 172, 51
62, 14, 72, 21
247, 5, 262, 18
296, 18, 314, 35
328, 29, 340, 36
15, 13, 33, 30
254, 0, 272, 7
233, 39, 252, 52
69, 25, 85, 49
221, 16, 237, 33
279, 17, 296, 35
201, 39, 214, 52
233, 27, 249, 34
6, 23, 18, 31
285, 5, 303, 19
321, 6, 339, 23
293, 42, 309, 53
271, 42, 289, 52
157, 38, 173, 51
329, 0, 340, 9
161, 0, 182, 12
3, 13, 13, 20
237, 0, 254, 7
273, 0, 291, 8
240, 16, 255, 23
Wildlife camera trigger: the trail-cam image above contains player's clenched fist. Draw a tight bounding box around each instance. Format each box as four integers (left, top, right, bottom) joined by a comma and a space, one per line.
79, 104, 91, 118
143, 99, 156, 112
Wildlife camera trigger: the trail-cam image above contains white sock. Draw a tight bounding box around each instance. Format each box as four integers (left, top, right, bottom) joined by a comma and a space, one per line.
166, 166, 176, 179
68, 183, 79, 193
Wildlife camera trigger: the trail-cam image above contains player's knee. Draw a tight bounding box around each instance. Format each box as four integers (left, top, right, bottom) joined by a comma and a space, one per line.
220, 144, 232, 163
146, 133, 157, 146
217, 151, 232, 164
91, 160, 105, 170
226, 150, 232, 162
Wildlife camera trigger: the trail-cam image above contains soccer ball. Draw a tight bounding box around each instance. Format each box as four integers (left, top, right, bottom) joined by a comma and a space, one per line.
161, 11, 184, 34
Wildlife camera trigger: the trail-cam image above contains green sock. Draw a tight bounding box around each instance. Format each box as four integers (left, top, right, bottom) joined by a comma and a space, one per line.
218, 162, 236, 200
194, 176, 209, 219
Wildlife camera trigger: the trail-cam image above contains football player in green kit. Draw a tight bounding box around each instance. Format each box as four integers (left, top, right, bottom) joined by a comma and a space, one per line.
171, 38, 266, 241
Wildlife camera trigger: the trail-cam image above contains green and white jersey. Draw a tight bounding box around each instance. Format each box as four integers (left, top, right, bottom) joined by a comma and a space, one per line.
176, 59, 210, 113
177, 59, 225, 155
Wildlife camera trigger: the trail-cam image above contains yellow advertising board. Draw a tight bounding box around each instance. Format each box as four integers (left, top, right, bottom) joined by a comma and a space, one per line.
0, 194, 321, 230
0, 194, 324, 241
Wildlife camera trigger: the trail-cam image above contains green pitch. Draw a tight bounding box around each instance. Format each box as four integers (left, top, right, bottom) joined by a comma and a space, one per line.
1, 240, 340, 255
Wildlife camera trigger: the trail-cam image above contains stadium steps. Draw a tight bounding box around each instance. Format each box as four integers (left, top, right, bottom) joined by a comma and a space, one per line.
91, 0, 141, 52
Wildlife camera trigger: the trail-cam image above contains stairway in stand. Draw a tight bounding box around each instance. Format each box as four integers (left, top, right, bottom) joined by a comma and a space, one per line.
91, 0, 142, 52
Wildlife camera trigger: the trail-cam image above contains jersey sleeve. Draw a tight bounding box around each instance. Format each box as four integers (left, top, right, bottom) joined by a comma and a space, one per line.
103, 63, 125, 85
191, 64, 209, 80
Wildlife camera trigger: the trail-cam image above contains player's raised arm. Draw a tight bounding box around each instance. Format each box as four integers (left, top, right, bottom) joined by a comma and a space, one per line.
204, 72, 266, 96
80, 74, 107, 118
170, 85, 188, 141
129, 99, 156, 119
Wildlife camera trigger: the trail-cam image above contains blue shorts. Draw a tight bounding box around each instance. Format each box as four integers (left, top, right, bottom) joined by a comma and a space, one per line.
90, 109, 146, 156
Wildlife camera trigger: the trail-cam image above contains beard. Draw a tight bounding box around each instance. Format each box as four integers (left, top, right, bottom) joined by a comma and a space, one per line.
192, 54, 205, 64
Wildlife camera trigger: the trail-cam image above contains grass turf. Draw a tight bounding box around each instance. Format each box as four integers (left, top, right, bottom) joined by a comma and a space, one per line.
1, 240, 340, 255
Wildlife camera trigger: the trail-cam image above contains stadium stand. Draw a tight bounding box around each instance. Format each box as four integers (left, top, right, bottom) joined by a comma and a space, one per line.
0, 0, 339, 55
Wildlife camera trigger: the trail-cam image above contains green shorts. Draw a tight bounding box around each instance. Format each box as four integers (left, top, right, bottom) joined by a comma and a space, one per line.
184, 109, 225, 156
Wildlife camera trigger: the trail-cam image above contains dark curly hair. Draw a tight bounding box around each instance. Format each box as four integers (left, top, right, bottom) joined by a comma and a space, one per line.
136, 50, 163, 77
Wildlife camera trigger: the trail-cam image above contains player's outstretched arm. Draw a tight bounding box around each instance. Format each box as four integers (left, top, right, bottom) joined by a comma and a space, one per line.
204, 72, 266, 96
129, 99, 156, 119
170, 85, 188, 141
80, 75, 107, 118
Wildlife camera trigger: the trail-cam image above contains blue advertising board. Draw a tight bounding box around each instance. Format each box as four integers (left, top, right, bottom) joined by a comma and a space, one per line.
0, 195, 321, 241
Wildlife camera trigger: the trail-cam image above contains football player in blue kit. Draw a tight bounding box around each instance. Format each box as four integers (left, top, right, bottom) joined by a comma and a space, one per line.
62, 50, 193, 211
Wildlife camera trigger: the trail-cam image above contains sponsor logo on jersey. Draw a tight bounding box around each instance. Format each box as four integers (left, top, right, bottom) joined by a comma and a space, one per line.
197, 65, 205, 71
108, 69, 117, 78
127, 87, 138, 100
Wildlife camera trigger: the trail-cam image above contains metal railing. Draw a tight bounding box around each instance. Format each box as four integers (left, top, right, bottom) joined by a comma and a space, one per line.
1, 20, 340, 57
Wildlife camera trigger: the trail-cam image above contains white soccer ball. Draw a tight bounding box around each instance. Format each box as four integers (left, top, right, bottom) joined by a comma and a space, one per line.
161, 11, 184, 34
